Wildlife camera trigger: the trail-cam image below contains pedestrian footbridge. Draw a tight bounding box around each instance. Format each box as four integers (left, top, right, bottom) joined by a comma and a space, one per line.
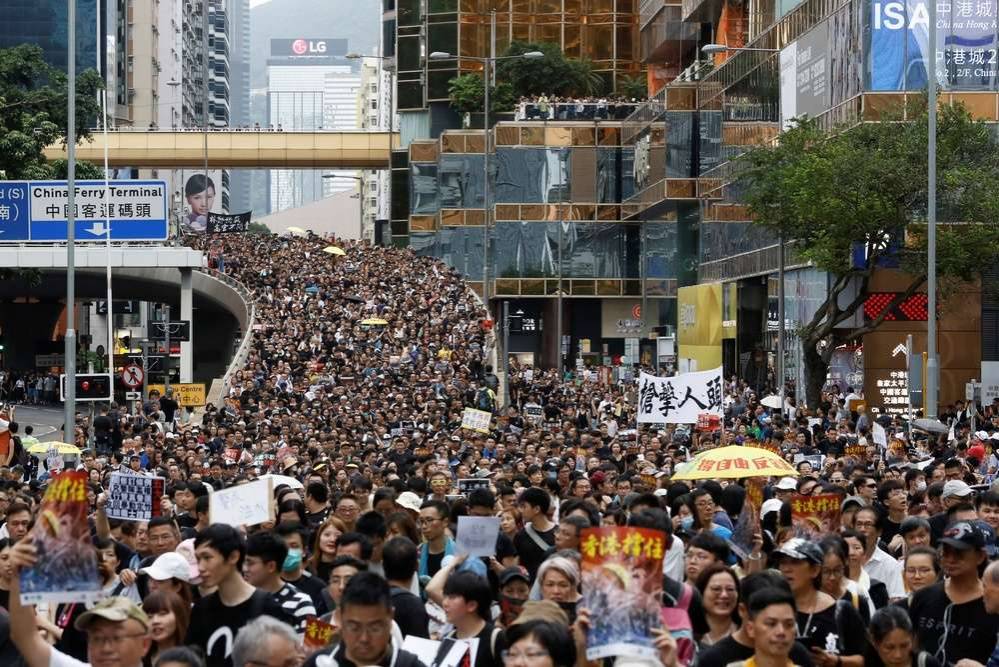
43, 130, 399, 169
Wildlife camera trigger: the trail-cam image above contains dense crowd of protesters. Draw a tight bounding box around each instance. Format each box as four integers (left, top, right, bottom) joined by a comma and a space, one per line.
0, 232, 999, 667
515, 96, 639, 121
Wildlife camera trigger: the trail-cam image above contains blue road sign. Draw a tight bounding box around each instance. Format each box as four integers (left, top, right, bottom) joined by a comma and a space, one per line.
0, 180, 168, 242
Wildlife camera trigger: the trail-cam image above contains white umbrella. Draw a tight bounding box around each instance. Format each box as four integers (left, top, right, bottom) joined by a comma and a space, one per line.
259, 473, 303, 490
760, 395, 782, 409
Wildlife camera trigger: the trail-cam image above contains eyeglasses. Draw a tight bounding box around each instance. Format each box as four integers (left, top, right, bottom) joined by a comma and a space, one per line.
342, 621, 391, 637
419, 517, 442, 526
821, 567, 845, 578
502, 650, 551, 664
87, 632, 147, 648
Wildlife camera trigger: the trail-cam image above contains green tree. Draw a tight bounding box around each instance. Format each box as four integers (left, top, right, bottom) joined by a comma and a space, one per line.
447, 74, 516, 115
616, 74, 647, 100
0, 44, 104, 180
247, 221, 271, 235
738, 102, 999, 408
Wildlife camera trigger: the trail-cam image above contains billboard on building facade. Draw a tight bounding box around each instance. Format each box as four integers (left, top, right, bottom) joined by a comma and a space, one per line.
177, 170, 225, 234
868, 0, 999, 91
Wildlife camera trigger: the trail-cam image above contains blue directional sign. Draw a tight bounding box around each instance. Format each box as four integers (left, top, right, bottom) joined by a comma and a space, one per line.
0, 180, 168, 242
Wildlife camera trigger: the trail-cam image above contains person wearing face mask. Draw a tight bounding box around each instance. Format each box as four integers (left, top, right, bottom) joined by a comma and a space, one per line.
275, 522, 327, 610
243, 532, 316, 634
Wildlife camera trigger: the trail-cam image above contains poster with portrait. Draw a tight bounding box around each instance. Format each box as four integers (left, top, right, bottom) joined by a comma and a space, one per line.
177, 169, 225, 234
19, 471, 103, 604
790, 493, 841, 537
580, 527, 664, 660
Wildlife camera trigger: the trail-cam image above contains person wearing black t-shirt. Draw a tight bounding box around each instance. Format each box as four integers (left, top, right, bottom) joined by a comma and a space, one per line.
418, 500, 455, 579
383, 536, 429, 639
694, 570, 814, 667
513, 488, 556, 581
186, 524, 293, 667
303, 572, 427, 667
775, 538, 866, 666
909, 521, 999, 666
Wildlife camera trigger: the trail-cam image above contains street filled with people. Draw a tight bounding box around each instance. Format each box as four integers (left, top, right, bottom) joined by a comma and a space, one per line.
2, 233, 999, 667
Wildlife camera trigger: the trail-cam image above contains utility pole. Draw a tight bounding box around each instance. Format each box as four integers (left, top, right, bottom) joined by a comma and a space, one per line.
164, 305, 172, 394
926, 0, 939, 419
64, 0, 78, 442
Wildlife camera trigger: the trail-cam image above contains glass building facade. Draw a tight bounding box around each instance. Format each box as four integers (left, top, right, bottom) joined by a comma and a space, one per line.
0, 0, 104, 75
396, 0, 641, 111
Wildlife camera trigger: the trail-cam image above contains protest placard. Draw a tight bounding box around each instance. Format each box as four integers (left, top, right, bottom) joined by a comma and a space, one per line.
461, 408, 492, 433
456, 516, 500, 557
523, 403, 544, 423
401, 636, 443, 667
106, 472, 165, 521
637, 367, 723, 424
580, 527, 664, 660
791, 493, 842, 537
872, 422, 888, 448
209, 478, 274, 527
457, 478, 491, 495
303, 616, 336, 651
20, 471, 103, 604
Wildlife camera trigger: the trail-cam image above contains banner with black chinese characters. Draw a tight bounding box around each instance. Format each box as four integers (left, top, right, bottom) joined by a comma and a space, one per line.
20, 471, 103, 604
791, 493, 842, 537
207, 211, 252, 233
580, 527, 664, 661
637, 367, 723, 424
106, 472, 166, 521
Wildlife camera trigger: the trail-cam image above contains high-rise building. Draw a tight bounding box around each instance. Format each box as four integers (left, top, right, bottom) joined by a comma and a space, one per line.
227, 0, 252, 212
355, 57, 392, 242
0, 0, 104, 75
265, 38, 360, 215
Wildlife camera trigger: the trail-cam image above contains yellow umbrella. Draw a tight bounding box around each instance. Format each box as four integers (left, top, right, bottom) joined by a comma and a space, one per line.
27, 442, 81, 456
286, 226, 306, 236
671, 445, 797, 480
322, 246, 346, 256
360, 318, 389, 326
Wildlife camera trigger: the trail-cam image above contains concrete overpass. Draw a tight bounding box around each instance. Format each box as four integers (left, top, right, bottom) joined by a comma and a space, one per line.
0, 247, 253, 387
43, 130, 400, 169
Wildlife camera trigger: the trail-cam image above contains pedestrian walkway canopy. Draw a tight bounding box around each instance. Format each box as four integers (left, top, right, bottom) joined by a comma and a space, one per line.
44, 130, 399, 169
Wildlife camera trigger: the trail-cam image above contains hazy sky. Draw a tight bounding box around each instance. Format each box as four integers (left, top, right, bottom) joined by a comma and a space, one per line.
249, 0, 269, 6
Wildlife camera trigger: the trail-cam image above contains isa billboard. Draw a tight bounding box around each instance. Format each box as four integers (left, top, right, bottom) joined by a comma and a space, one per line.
868, 0, 999, 90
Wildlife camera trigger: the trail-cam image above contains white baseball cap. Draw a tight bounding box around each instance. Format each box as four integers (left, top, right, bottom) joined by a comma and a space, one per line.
139, 552, 194, 582
775, 477, 798, 491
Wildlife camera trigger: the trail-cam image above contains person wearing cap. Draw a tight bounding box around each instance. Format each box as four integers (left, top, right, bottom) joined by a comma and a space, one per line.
909, 521, 999, 666
497, 567, 531, 628
140, 551, 195, 605
773, 477, 798, 502
6, 538, 151, 667
929, 480, 976, 542
774, 537, 867, 666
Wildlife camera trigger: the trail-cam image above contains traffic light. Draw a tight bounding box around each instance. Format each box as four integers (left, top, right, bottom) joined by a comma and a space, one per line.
60, 373, 113, 402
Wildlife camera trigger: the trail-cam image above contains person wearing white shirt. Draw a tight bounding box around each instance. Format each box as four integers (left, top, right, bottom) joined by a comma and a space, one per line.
855, 507, 906, 599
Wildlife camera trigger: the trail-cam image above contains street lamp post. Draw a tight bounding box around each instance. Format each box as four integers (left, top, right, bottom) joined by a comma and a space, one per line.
65, 0, 78, 440
926, 2, 939, 419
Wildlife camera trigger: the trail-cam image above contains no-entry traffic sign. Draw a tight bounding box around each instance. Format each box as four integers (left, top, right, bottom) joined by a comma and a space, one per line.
121, 364, 145, 388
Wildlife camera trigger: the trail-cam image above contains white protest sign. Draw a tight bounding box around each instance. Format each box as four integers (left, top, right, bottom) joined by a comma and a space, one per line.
209, 478, 274, 527
524, 403, 544, 423
637, 367, 723, 424
46, 447, 64, 471
456, 516, 500, 557
106, 472, 166, 521
461, 408, 492, 433
872, 422, 888, 449
401, 636, 442, 667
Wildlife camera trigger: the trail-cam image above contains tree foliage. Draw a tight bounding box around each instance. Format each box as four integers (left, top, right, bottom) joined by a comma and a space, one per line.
738, 101, 999, 407
0, 44, 104, 180
495, 41, 604, 97
616, 74, 648, 100
447, 74, 516, 115
247, 221, 271, 235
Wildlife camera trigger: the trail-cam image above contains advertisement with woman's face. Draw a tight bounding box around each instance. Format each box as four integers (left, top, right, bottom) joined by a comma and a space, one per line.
181, 171, 222, 233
